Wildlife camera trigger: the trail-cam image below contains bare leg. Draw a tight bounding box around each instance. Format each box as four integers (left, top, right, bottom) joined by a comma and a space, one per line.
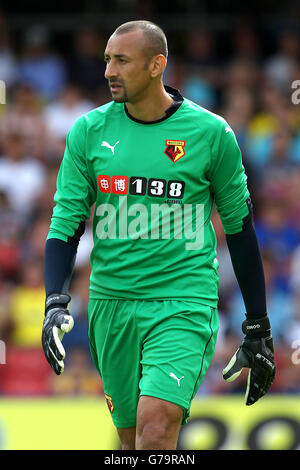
117, 426, 136, 450
136, 396, 183, 450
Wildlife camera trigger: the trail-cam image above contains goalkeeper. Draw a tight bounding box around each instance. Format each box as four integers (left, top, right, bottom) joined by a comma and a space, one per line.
41, 20, 275, 450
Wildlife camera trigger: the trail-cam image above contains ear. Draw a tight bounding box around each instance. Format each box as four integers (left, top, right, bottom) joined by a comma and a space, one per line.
149, 54, 167, 78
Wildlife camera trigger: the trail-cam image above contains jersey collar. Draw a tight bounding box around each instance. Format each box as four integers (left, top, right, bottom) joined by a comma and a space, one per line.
124, 85, 184, 125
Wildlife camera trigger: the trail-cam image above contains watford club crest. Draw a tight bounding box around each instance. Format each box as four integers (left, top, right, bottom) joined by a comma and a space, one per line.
164, 140, 185, 163
104, 393, 115, 413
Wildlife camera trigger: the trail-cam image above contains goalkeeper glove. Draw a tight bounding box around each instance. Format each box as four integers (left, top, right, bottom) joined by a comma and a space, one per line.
222, 315, 276, 405
41, 293, 74, 375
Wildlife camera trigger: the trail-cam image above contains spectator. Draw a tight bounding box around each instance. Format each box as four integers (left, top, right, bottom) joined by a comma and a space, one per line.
245, 81, 298, 168
67, 27, 106, 101
0, 257, 50, 395
21, 214, 52, 261
231, 22, 261, 63
285, 168, 300, 233
264, 28, 299, 92
226, 250, 295, 345
255, 190, 300, 266
225, 58, 260, 93
0, 83, 48, 159
0, 13, 18, 90
222, 86, 255, 152
42, 83, 94, 158
51, 347, 104, 396
0, 191, 24, 283
181, 72, 217, 110
184, 29, 221, 87
0, 132, 46, 216
18, 25, 67, 100
32, 160, 60, 219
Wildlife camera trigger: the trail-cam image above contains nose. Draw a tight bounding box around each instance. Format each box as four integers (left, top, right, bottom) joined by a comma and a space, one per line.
105, 60, 118, 80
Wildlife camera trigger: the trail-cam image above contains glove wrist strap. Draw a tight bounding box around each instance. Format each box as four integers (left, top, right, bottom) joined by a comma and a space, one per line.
242, 315, 271, 337
45, 293, 71, 315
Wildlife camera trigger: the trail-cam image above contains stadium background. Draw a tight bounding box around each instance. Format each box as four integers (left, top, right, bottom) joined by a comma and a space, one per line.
0, 0, 300, 450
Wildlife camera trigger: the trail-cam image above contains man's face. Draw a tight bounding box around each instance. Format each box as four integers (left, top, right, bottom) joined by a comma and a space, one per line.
104, 30, 153, 103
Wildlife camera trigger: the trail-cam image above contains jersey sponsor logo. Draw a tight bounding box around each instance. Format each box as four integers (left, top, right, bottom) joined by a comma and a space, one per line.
104, 393, 115, 413
98, 175, 185, 199
98, 175, 111, 193
164, 140, 185, 163
112, 175, 129, 194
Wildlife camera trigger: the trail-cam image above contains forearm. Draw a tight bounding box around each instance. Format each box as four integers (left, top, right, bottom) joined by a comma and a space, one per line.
225, 215, 267, 319
44, 238, 77, 296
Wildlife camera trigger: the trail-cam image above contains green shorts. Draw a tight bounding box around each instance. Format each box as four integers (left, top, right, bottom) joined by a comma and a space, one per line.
88, 299, 219, 428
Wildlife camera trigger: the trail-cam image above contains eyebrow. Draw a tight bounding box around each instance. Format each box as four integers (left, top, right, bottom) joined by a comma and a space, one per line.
104, 53, 131, 60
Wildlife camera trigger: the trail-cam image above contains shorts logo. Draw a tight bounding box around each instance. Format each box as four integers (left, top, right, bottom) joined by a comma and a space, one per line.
169, 372, 184, 387
104, 393, 115, 413
164, 140, 185, 163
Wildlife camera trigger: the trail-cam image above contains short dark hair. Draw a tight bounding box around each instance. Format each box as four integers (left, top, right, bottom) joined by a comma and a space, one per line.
114, 20, 168, 61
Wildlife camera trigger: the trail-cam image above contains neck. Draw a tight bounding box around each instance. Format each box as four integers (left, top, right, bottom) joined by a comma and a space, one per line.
125, 83, 173, 122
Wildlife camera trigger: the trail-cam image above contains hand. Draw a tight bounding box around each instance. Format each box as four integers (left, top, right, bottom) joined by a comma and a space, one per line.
222, 316, 276, 405
41, 293, 74, 375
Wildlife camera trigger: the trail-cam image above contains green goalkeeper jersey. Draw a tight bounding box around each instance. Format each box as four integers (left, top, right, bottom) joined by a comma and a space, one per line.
47, 87, 250, 307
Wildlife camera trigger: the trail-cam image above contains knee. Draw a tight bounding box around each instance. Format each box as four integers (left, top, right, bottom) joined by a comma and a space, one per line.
117, 427, 136, 450
137, 420, 171, 449
136, 399, 183, 450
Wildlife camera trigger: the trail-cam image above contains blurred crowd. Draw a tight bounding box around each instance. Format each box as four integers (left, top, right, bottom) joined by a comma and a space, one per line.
0, 10, 299, 398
